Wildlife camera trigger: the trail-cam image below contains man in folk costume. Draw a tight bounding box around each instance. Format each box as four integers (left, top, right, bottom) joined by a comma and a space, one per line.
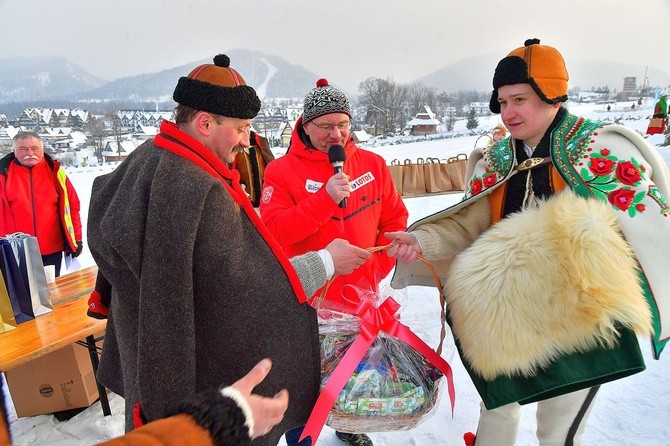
87, 54, 369, 445
232, 130, 275, 207
387, 39, 670, 446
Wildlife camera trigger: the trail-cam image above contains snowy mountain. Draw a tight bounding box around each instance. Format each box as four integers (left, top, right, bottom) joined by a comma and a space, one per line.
415, 53, 670, 93
1, 50, 668, 109
0, 57, 106, 103
0, 49, 321, 106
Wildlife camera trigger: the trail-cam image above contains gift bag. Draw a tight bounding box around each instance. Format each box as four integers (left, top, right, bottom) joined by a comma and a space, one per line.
4, 233, 53, 317
388, 159, 404, 195
445, 154, 468, 191
648, 117, 665, 129
0, 272, 17, 333
423, 158, 452, 193
646, 117, 666, 135
401, 158, 427, 197
0, 239, 34, 323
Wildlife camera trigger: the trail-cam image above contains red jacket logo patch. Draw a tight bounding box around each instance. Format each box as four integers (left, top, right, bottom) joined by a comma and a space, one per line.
261, 186, 274, 204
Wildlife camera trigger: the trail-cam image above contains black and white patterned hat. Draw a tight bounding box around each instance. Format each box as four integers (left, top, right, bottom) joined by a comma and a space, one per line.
302, 78, 351, 123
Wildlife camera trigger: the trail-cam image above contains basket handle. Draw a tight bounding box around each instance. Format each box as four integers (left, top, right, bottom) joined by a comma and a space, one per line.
316, 244, 448, 356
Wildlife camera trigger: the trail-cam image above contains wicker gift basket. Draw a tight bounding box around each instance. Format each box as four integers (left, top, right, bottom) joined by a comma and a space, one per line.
315, 247, 451, 433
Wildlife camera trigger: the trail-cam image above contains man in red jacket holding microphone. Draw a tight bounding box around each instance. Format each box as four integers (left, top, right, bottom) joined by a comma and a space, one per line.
260, 78, 408, 446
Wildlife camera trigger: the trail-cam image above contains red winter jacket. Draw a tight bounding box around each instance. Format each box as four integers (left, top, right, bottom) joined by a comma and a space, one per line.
260, 118, 408, 309
0, 154, 82, 255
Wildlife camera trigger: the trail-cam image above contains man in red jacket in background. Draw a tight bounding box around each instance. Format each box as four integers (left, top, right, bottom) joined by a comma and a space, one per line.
259, 78, 408, 446
0, 131, 83, 276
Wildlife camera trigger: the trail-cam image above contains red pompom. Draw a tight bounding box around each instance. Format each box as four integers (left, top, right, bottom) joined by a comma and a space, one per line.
463, 432, 476, 446
316, 78, 329, 87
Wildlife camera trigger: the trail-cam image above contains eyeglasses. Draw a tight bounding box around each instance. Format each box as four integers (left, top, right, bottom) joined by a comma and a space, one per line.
310, 120, 350, 132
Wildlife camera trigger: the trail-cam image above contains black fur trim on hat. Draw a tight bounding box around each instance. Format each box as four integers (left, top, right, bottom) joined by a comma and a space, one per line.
490, 56, 529, 113
166, 389, 251, 446
492, 56, 529, 90
173, 77, 261, 119
489, 89, 500, 114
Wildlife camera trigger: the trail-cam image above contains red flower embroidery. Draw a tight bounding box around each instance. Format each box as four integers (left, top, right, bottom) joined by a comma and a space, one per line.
608, 188, 635, 211
636, 204, 646, 212
601, 148, 610, 156
471, 178, 483, 195
589, 158, 616, 176
483, 173, 497, 187
615, 161, 642, 185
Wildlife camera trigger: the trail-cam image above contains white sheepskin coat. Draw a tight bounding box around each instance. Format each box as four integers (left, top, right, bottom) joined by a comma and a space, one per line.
445, 190, 652, 380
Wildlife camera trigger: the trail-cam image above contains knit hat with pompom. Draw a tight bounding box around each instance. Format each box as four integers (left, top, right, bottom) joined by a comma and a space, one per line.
302, 78, 351, 123
173, 54, 261, 119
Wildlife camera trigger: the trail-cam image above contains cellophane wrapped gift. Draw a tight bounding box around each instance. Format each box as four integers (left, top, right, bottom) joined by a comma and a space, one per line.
317, 289, 444, 432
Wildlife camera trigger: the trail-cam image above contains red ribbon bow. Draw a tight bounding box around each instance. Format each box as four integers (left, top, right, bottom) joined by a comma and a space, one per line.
300, 297, 455, 444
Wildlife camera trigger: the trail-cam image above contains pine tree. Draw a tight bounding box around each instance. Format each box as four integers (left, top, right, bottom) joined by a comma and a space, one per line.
466, 108, 479, 132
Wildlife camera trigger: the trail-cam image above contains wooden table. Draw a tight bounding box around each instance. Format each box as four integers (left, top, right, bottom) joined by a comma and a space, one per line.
47, 265, 100, 305
0, 265, 111, 416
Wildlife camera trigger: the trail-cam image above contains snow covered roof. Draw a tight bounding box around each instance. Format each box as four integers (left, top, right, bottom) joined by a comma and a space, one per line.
408, 117, 441, 126
352, 130, 372, 142
103, 140, 137, 155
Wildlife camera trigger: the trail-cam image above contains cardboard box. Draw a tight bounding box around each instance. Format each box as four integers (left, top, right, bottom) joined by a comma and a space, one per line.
5, 341, 100, 418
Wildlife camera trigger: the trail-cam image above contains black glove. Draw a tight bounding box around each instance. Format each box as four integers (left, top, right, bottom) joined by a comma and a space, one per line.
73, 240, 83, 257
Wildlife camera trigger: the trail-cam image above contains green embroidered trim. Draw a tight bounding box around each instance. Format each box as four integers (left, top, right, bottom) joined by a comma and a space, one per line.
465, 139, 514, 198
648, 185, 670, 216
638, 269, 667, 359
551, 114, 602, 197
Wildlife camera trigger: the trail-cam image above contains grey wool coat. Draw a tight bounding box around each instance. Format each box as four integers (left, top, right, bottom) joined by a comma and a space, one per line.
87, 122, 321, 445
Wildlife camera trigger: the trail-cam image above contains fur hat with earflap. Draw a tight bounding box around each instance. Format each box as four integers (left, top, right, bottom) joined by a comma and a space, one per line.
173, 54, 261, 119
489, 38, 569, 114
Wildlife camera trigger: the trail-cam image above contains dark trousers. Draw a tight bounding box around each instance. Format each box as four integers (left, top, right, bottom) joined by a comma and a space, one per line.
285, 426, 312, 445
41, 251, 63, 278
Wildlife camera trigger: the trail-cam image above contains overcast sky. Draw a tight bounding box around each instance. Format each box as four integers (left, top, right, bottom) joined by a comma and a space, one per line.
1, 0, 669, 92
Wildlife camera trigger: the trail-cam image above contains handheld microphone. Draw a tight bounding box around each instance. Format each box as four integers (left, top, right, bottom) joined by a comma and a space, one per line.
328, 144, 347, 208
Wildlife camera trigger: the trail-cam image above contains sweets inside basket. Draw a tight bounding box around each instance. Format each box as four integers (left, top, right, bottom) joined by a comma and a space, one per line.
318, 309, 444, 432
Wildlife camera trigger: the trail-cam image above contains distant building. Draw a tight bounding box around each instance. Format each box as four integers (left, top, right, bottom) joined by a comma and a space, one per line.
578, 91, 607, 103
132, 125, 159, 142
102, 140, 137, 162
12, 108, 89, 130
464, 102, 490, 116
279, 121, 296, 148
351, 130, 373, 144
118, 111, 172, 132
253, 108, 287, 144
623, 77, 637, 93
408, 106, 441, 136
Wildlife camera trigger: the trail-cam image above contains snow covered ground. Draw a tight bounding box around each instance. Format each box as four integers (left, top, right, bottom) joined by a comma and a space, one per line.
4, 102, 670, 445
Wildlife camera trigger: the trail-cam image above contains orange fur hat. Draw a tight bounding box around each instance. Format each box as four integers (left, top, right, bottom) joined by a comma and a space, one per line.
489, 39, 569, 113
